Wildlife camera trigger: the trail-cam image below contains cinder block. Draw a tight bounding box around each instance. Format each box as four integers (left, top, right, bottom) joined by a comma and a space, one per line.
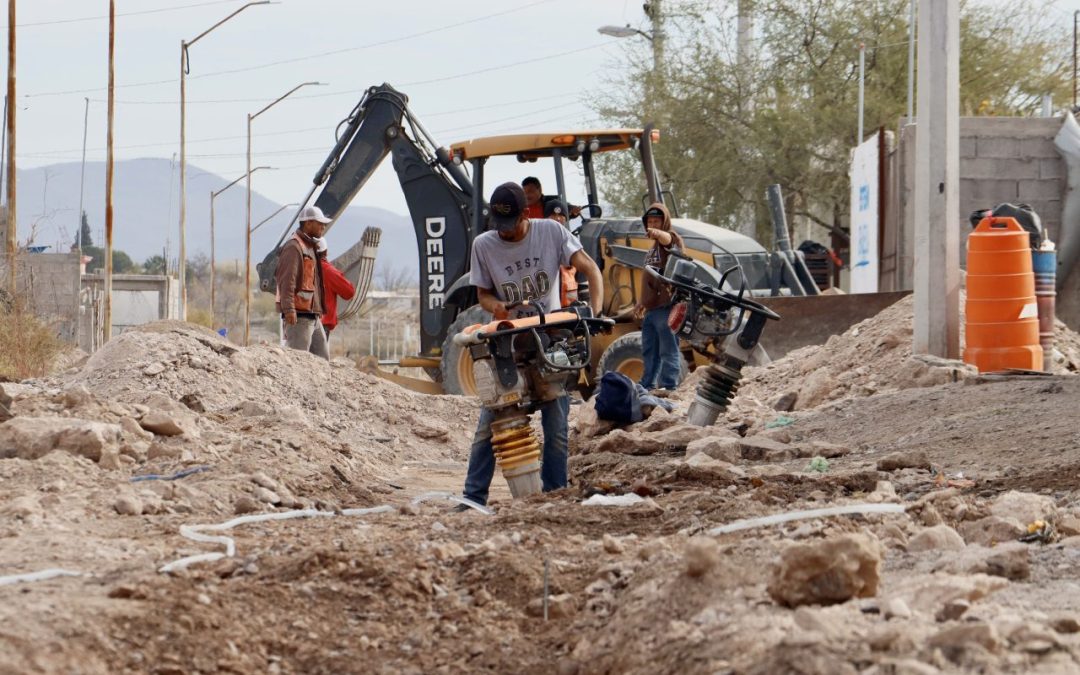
1040, 158, 1065, 179
959, 178, 1018, 204
960, 137, 977, 158
961, 117, 1060, 139
1020, 138, 1060, 159
1017, 178, 1064, 201
962, 157, 1039, 180
976, 137, 1020, 158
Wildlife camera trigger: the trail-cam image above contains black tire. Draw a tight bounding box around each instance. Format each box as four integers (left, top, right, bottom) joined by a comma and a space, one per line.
440, 305, 492, 396
597, 331, 689, 386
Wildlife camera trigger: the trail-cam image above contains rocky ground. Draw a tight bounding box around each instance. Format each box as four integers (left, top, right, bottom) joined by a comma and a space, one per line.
1, 304, 1080, 674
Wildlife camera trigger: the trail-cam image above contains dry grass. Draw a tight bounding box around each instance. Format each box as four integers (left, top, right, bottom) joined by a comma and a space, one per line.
0, 303, 64, 381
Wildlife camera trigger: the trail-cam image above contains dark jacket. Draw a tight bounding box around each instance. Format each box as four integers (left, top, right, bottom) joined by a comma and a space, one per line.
639, 202, 683, 310
275, 231, 325, 316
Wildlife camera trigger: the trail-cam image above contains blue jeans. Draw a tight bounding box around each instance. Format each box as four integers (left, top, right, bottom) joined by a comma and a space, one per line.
640, 305, 681, 390
463, 396, 570, 506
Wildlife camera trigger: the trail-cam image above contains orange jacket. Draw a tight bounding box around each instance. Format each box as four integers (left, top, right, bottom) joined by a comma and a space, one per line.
319, 259, 356, 331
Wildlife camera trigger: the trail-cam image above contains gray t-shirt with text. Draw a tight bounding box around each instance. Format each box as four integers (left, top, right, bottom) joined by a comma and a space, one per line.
470, 218, 582, 315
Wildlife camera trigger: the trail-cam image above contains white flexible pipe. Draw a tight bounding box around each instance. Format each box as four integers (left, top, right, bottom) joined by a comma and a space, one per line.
707, 503, 906, 536
160, 494, 490, 574
0, 569, 83, 587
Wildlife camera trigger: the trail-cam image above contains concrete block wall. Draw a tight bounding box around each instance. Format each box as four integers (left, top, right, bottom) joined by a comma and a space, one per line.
0, 252, 82, 343
958, 117, 1064, 249
889, 116, 1078, 329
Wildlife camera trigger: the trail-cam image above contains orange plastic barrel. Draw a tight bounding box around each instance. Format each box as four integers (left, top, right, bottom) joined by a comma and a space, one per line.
963, 216, 1043, 372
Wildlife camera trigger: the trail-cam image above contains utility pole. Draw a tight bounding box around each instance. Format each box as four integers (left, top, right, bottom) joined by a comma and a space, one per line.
245, 81, 322, 345
912, 0, 960, 358
104, 0, 115, 341
857, 43, 866, 142
179, 2, 270, 322
736, 0, 753, 75
77, 97, 89, 250
907, 0, 917, 121
6, 0, 16, 294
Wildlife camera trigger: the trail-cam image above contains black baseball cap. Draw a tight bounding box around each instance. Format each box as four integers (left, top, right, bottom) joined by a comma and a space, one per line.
489, 182, 526, 232
544, 201, 566, 219
643, 205, 665, 220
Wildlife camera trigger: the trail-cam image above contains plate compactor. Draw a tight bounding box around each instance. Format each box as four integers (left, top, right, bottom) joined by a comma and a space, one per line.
646, 254, 781, 427
453, 303, 613, 498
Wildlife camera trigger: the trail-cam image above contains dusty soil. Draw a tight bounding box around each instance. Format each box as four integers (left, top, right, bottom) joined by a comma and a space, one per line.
2, 306, 1080, 674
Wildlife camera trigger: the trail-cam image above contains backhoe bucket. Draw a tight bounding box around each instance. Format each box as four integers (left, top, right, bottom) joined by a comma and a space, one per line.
332, 227, 381, 322
755, 291, 910, 359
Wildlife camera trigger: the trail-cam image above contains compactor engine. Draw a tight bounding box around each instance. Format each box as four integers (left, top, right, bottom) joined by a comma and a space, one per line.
647, 255, 781, 427
453, 304, 612, 497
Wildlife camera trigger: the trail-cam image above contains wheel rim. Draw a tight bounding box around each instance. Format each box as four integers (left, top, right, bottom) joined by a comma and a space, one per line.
614, 357, 644, 381
455, 347, 479, 397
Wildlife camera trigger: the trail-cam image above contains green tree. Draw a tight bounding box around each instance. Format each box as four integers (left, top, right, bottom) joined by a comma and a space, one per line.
83, 246, 137, 274
76, 211, 93, 248
143, 254, 167, 275
597, 0, 1069, 239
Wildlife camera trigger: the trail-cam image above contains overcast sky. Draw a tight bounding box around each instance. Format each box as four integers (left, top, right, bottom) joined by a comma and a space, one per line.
2, 0, 647, 216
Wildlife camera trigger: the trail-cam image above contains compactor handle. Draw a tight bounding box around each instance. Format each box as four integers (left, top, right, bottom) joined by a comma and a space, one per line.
974, 216, 1024, 233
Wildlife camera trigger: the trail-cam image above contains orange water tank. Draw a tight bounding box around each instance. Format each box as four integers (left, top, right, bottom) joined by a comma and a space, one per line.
964, 217, 1043, 372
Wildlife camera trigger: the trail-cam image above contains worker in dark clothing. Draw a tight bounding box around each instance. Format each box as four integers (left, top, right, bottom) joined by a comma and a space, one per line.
522, 176, 582, 220
275, 205, 330, 360
634, 202, 684, 391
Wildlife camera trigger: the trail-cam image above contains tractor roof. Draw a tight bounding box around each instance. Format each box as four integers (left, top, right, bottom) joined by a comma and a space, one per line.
449, 129, 652, 161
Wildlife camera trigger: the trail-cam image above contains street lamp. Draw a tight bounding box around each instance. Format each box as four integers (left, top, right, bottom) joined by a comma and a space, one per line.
245, 81, 325, 345
252, 203, 298, 234
209, 165, 272, 324
597, 24, 653, 40
180, 0, 270, 321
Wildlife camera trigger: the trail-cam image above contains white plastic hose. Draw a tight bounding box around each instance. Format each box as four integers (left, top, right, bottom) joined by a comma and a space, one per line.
160, 493, 491, 574
707, 503, 906, 536
0, 569, 83, 587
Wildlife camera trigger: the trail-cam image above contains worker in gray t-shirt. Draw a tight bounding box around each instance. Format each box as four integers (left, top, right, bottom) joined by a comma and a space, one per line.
460, 181, 604, 506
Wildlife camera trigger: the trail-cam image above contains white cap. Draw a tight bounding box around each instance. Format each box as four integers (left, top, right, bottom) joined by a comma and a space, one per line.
299, 205, 332, 224
314, 237, 328, 254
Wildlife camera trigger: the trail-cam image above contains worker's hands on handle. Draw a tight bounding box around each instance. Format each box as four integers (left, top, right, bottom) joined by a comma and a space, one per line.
632, 303, 646, 321
646, 228, 673, 247
284, 310, 298, 326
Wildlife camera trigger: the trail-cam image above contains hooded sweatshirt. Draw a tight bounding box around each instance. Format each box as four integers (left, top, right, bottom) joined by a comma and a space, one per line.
639, 202, 684, 310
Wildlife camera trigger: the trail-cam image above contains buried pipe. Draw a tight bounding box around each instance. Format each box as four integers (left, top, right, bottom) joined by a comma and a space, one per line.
706, 503, 907, 536
0, 568, 83, 587
160, 493, 491, 574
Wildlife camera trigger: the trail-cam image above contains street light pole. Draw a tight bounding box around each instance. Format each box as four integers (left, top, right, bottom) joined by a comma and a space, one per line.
78, 97, 89, 250
244, 81, 323, 345
104, 0, 115, 341
179, 1, 269, 322
209, 165, 271, 324
6, 0, 16, 295
252, 203, 298, 234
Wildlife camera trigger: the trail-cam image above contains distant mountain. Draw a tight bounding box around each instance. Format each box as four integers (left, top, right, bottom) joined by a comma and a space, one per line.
11, 159, 419, 278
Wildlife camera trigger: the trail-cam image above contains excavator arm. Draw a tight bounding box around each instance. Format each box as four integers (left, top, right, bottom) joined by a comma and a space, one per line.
256, 83, 477, 354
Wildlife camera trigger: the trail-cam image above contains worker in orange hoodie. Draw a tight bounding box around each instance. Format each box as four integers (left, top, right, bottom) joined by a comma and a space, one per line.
314, 237, 356, 345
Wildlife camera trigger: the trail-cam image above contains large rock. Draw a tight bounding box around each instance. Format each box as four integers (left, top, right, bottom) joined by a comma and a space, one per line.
877, 451, 931, 472
935, 544, 1030, 581
796, 368, 836, 409
927, 623, 1001, 662
685, 436, 741, 463
0, 416, 122, 465
587, 424, 716, 456
138, 410, 191, 436
739, 436, 797, 462
896, 355, 977, 390
907, 525, 966, 553
989, 490, 1057, 526
573, 403, 615, 439
768, 533, 883, 608
958, 516, 1025, 546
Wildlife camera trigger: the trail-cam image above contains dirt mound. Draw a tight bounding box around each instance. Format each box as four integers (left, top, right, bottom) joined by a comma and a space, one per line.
704, 295, 1080, 415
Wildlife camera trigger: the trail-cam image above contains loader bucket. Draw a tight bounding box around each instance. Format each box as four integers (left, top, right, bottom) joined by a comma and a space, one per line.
333, 227, 382, 322
755, 291, 911, 359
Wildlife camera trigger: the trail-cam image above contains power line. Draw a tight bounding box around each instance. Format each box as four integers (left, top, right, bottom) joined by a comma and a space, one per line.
0, 0, 245, 29
23, 93, 603, 157
400, 42, 611, 87
23, 0, 560, 98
